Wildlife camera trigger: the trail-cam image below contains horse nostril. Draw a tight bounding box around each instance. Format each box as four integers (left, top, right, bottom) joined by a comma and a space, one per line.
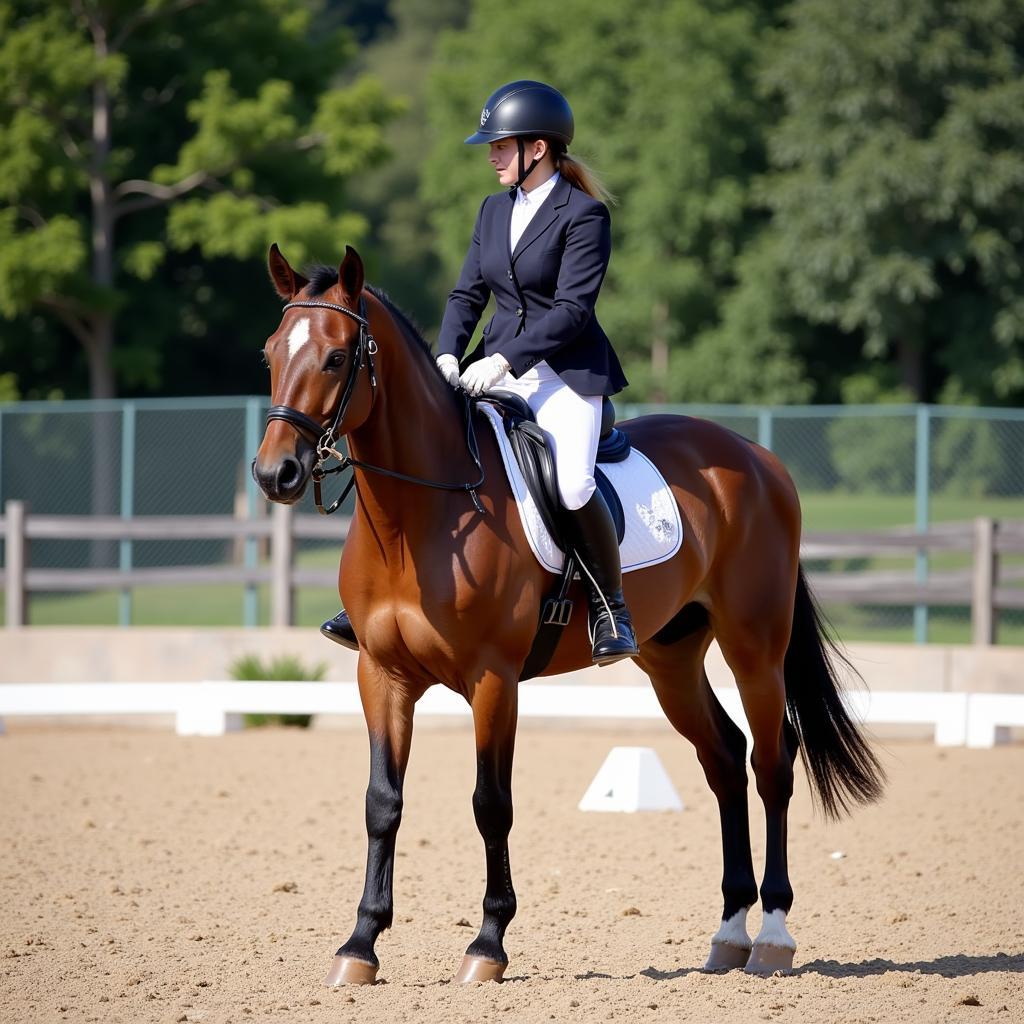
277, 456, 303, 492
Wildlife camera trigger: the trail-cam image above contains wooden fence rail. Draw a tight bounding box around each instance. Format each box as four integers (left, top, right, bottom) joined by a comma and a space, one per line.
2, 500, 1022, 642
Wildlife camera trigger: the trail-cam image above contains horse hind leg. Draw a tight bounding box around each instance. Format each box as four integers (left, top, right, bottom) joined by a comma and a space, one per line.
636, 624, 758, 972
716, 630, 798, 976
745, 701, 798, 976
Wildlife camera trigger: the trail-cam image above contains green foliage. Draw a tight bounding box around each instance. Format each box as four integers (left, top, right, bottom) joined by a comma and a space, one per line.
4, 0, 1022, 408
0, 0, 401, 399
0, 372, 18, 402
828, 416, 917, 495
341, 0, 468, 328
0, 209, 86, 317
682, 236, 815, 403
423, 0, 803, 403
229, 653, 326, 728
826, 378, 916, 493
420, 0, 1024, 407
931, 417, 1003, 497
758, 0, 1024, 403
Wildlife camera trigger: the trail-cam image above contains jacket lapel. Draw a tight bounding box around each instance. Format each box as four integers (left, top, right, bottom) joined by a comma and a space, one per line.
511, 175, 571, 263
501, 190, 515, 258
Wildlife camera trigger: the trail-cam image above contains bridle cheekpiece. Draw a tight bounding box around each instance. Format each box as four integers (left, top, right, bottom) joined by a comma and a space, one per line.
263, 294, 485, 516
265, 296, 377, 514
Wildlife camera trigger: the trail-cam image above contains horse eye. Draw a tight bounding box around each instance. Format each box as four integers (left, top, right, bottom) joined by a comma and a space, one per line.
326, 350, 347, 369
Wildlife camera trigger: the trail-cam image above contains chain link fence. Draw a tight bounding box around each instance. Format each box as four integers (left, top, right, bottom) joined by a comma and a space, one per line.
2, 398, 1023, 642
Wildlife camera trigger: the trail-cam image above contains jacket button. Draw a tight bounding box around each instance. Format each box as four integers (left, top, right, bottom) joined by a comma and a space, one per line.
507, 270, 513, 280
515, 307, 523, 316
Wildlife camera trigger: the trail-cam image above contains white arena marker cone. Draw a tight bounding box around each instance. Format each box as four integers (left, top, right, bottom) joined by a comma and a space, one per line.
578, 747, 683, 813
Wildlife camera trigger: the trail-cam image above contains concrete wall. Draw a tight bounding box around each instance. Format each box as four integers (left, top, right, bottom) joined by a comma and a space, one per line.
1, 628, 1022, 694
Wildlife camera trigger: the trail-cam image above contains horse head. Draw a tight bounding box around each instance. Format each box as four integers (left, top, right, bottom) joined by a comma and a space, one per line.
253, 243, 375, 503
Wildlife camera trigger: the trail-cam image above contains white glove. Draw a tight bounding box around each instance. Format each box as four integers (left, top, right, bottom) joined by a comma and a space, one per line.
436, 354, 461, 389
460, 354, 511, 396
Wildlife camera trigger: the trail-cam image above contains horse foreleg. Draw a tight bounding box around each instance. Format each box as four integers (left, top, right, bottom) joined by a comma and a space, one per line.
454, 669, 518, 984
326, 657, 419, 986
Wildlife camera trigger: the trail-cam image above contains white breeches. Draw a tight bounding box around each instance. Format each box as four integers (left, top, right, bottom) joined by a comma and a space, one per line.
495, 360, 602, 510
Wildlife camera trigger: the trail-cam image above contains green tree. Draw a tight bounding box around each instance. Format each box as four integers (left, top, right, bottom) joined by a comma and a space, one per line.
423, 0, 805, 403
344, 0, 468, 329
758, 0, 1024, 404
0, 0, 400, 400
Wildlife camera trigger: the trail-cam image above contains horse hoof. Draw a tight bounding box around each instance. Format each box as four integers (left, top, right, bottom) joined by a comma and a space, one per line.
743, 943, 795, 976
703, 941, 752, 972
324, 955, 378, 986
453, 955, 506, 984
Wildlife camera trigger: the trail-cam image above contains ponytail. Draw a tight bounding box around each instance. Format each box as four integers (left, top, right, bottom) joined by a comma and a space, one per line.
520, 136, 618, 205
556, 149, 616, 206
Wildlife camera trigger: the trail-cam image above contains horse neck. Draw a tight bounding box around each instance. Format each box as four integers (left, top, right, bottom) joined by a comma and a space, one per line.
345, 312, 473, 527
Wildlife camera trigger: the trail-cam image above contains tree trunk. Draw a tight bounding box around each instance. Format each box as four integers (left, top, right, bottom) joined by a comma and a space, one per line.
650, 300, 669, 403
89, 14, 116, 401
84, 315, 116, 399
87, 15, 120, 566
895, 335, 925, 402
86, 315, 119, 568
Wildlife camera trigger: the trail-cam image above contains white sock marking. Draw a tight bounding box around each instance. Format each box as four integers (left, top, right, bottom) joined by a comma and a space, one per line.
752, 908, 796, 951
287, 317, 311, 360
711, 907, 752, 949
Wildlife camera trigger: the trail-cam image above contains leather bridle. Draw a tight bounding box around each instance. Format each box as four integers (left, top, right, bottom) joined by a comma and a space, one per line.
262, 295, 486, 515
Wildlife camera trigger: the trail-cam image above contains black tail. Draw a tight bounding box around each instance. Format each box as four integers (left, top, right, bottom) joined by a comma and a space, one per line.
784, 565, 886, 821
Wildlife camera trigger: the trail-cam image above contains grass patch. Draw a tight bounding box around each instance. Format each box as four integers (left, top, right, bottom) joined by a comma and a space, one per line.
229, 653, 326, 728
799, 492, 1024, 531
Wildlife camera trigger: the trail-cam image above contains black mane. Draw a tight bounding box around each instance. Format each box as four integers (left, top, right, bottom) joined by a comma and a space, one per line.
304, 264, 438, 369
306, 264, 340, 298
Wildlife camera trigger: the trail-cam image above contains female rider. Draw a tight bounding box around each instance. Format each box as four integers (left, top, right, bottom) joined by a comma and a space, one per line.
322, 80, 637, 665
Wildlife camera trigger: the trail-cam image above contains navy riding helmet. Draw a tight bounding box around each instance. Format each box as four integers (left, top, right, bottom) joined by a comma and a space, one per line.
465, 81, 574, 189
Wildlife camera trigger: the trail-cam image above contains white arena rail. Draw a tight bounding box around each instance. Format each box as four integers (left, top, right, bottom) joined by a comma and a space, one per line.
1, 682, 1022, 747
965, 694, 1024, 748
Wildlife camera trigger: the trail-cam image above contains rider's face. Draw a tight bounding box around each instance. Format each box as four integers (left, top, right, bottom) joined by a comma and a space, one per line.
489, 138, 547, 188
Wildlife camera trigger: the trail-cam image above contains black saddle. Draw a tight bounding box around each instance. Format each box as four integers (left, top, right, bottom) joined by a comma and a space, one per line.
479, 390, 633, 682
483, 389, 631, 548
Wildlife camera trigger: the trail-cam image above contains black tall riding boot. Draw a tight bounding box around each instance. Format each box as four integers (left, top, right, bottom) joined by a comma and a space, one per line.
320, 609, 359, 651
566, 490, 639, 665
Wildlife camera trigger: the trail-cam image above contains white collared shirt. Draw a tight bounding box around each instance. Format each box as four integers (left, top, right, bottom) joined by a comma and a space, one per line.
510, 171, 560, 252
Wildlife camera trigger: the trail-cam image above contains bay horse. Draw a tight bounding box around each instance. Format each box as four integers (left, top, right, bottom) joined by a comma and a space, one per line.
253, 244, 884, 985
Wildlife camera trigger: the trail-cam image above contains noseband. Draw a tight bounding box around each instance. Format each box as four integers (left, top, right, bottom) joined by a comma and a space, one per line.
266, 295, 377, 455
263, 295, 485, 515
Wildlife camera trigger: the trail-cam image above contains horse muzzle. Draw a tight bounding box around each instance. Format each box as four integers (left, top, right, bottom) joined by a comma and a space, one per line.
252, 444, 317, 504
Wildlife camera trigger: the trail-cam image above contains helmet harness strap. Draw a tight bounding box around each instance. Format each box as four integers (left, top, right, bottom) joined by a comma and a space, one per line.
511, 136, 541, 195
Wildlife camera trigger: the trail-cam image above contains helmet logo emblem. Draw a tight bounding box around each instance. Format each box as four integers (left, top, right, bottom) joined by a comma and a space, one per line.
480, 107, 490, 126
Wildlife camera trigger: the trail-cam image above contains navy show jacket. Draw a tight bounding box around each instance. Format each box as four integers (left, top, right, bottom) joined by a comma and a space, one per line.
437, 175, 628, 397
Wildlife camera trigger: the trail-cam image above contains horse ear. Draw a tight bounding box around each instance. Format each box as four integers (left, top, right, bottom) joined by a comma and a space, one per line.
338, 245, 364, 304
268, 243, 308, 300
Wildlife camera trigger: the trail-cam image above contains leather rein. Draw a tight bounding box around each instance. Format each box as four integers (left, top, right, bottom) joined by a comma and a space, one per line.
264, 296, 486, 515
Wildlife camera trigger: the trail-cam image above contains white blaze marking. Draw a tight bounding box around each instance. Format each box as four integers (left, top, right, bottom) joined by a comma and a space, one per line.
287, 317, 311, 360
752, 908, 796, 951
711, 907, 752, 949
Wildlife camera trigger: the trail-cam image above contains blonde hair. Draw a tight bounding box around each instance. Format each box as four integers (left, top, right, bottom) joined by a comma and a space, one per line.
556, 150, 617, 206
522, 136, 617, 205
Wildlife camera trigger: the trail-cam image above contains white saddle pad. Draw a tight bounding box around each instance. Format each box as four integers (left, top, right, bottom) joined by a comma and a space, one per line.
479, 403, 683, 575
